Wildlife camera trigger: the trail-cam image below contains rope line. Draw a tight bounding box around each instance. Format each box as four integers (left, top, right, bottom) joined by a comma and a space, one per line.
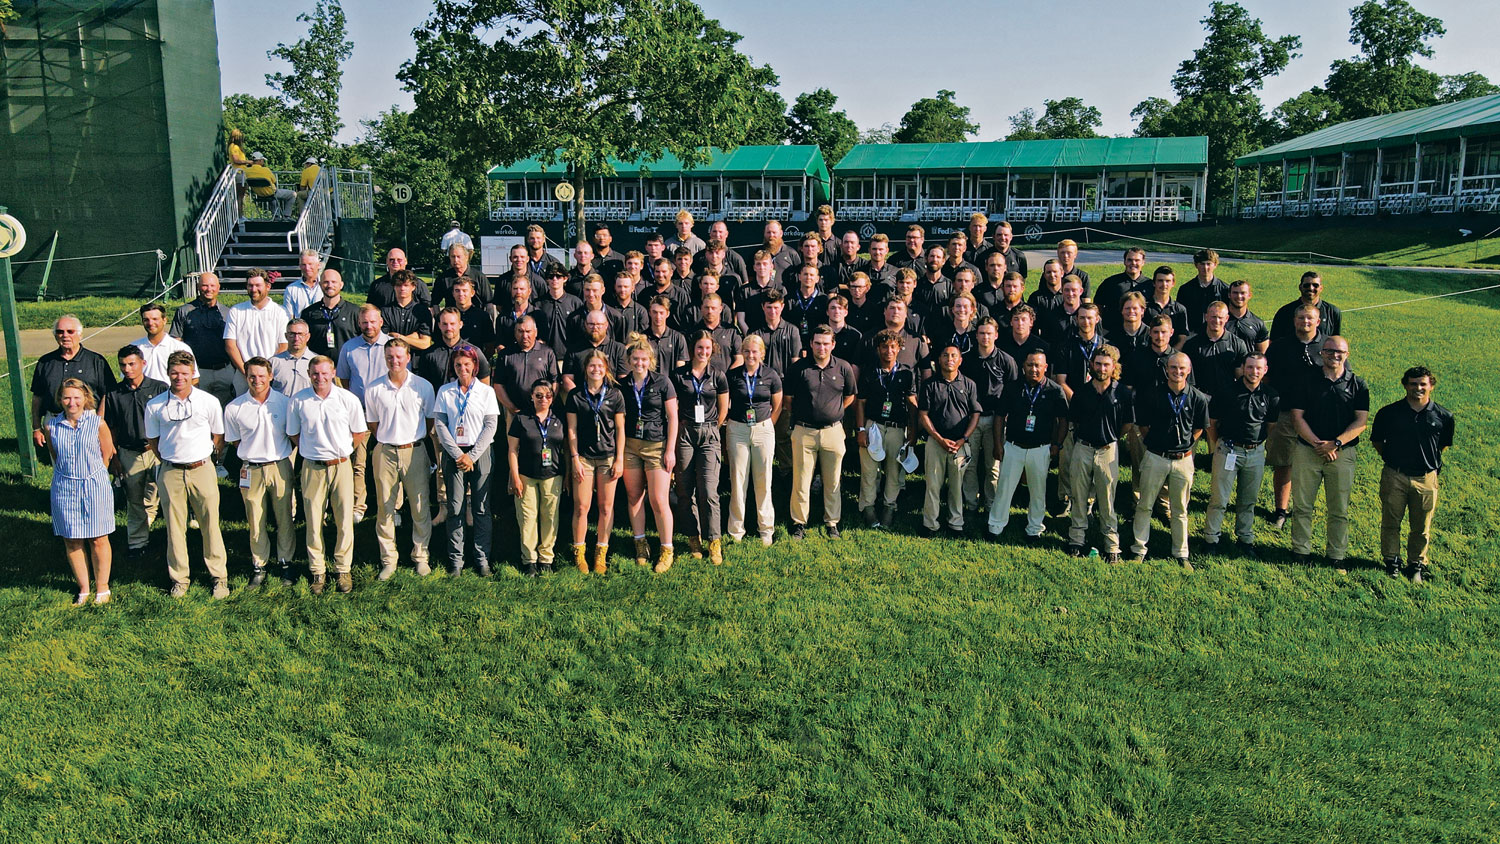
1342, 282, 1500, 313
11, 248, 165, 265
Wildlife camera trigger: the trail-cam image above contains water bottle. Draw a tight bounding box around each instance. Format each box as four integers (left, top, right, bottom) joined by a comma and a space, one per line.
1087, 547, 1099, 559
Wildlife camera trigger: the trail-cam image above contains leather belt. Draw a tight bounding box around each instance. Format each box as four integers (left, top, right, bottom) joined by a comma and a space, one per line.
168, 459, 209, 470
1074, 438, 1115, 450
380, 441, 418, 449
246, 458, 287, 467
1151, 449, 1192, 460
311, 456, 349, 466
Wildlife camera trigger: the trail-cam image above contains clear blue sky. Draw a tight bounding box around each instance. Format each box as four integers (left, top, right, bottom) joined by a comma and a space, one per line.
217, 0, 1500, 144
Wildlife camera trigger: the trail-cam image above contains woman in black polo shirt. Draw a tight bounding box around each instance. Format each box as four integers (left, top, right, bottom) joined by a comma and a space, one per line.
621, 337, 679, 572
565, 350, 625, 574
671, 332, 730, 566
508, 380, 567, 577
725, 334, 783, 546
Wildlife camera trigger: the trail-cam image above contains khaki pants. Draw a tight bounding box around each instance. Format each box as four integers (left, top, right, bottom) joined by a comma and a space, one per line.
374, 442, 432, 567
301, 459, 354, 575
857, 422, 906, 510
791, 424, 846, 526
1379, 466, 1439, 565
988, 441, 1050, 536
1204, 442, 1267, 544
159, 462, 227, 584
241, 457, 296, 569
117, 446, 159, 550
727, 420, 776, 540
1131, 451, 1194, 559
1290, 443, 1358, 560
923, 438, 970, 530
1068, 440, 1120, 553
515, 474, 562, 565
350, 436, 372, 515
1057, 432, 1076, 503
962, 415, 999, 511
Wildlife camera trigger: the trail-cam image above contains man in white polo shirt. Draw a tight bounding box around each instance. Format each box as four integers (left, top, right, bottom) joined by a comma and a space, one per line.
144, 350, 227, 599
363, 338, 436, 579
223, 356, 295, 588
336, 303, 390, 521
287, 355, 367, 594
134, 301, 197, 384
224, 268, 289, 394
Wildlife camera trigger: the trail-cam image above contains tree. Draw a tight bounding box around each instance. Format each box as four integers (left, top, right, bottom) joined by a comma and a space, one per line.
859, 123, 896, 145
1005, 97, 1103, 141
1323, 0, 1444, 119
1129, 2, 1300, 202
785, 88, 858, 167
1272, 88, 1342, 140
266, 0, 355, 154
893, 90, 979, 144
1439, 72, 1500, 103
1005, 108, 1043, 141
222, 93, 315, 170
740, 66, 790, 146
400, 0, 784, 240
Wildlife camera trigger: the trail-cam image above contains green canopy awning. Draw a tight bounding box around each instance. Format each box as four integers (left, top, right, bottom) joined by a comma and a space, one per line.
832, 137, 1208, 176
1235, 94, 1500, 166
485, 145, 829, 182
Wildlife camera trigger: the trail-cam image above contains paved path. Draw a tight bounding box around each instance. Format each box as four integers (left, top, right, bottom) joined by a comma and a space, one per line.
10, 326, 140, 359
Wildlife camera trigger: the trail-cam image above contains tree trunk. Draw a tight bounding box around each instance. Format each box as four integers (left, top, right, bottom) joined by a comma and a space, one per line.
572, 175, 586, 268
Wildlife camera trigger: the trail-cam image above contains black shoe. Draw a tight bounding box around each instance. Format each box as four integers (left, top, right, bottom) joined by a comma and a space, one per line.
1065, 543, 1086, 558
525, 563, 539, 578
879, 503, 896, 528
1202, 539, 1220, 555
986, 529, 1003, 543
1023, 532, 1044, 545
919, 525, 939, 538
247, 568, 267, 589
448, 565, 463, 578
1384, 557, 1401, 578
1411, 562, 1430, 584
1269, 509, 1289, 530
539, 563, 554, 576
860, 507, 880, 528
125, 546, 147, 560
790, 523, 806, 540
279, 563, 296, 586
1235, 541, 1259, 560
825, 524, 842, 540
476, 561, 492, 577
1292, 552, 1312, 565
945, 525, 966, 539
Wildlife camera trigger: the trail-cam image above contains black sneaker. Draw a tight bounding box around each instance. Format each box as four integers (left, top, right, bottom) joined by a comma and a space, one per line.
825, 524, 842, 540
1235, 541, 1259, 560
790, 523, 807, 540
1269, 509, 1289, 530
1065, 544, 1086, 558
1384, 557, 1401, 578
1412, 563, 1429, 584
1292, 552, 1312, 566
539, 563, 554, 576
986, 529, 1004, 543
919, 525, 939, 538
1202, 539, 1220, 555
247, 568, 267, 589
861, 507, 880, 528
525, 563, 539, 578
279, 563, 296, 586
125, 546, 147, 560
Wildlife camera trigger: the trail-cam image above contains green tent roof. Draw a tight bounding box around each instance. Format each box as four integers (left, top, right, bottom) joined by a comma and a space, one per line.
1235, 94, 1500, 166
485, 145, 830, 183
833, 137, 1208, 176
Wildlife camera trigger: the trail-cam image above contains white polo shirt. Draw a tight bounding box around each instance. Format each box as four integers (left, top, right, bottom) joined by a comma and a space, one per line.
364, 371, 436, 445
282, 279, 321, 320
431, 379, 501, 448
224, 299, 290, 362
133, 334, 199, 383
143, 387, 223, 464
286, 385, 366, 461
335, 333, 390, 400
223, 390, 294, 462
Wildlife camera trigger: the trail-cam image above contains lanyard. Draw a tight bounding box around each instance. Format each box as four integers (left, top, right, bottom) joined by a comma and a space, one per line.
1168, 389, 1189, 418
632, 377, 649, 415
537, 413, 553, 439
584, 386, 607, 416
877, 364, 899, 392
1077, 334, 1100, 361
450, 383, 472, 432
743, 370, 759, 403
689, 369, 708, 401
1025, 384, 1044, 414
954, 331, 972, 354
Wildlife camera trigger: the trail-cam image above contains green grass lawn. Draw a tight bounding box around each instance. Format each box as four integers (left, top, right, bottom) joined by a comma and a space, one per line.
10, 291, 370, 332
0, 262, 1497, 842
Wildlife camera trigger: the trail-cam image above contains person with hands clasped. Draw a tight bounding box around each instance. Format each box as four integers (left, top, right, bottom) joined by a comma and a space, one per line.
431, 344, 500, 577
566, 351, 627, 574
620, 337, 679, 572
508, 380, 568, 577
670, 332, 730, 566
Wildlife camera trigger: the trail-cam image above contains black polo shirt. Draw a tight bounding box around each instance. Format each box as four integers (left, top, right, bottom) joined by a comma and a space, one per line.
565, 385, 625, 460
829, 259, 867, 291
961, 347, 1019, 415
594, 249, 625, 282
727, 364, 781, 424
1270, 298, 1342, 340
763, 243, 800, 277
640, 281, 692, 317
492, 303, 538, 352
299, 300, 360, 357
1144, 298, 1190, 339
416, 338, 492, 387
1068, 379, 1135, 448
752, 322, 803, 379
670, 364, 729, 426
431, 265, 492, 309
379, 301, 433, 339
1122, 345, 1175, 394
645, 328, 689, 373
564, 340, 628, 383
368, 273, 433, 308
691, 322, 742, 374
859, 363, 917, 426
1181, 331, 1250, 399
861, 328, 929, 374
846, 298, 883, 337
532, 292, 581, 355
508, 411, 567, 480
783, 288, 829, 341
1138, 384, 1211, 455
102, 376, 168, 451
170, 299, 232, 369
31, 347, 116, 416
929, 319, 979, 358
453, 303, 498, 351
998, 334, 1049, 372
786, 356, 857, 428
997, 247, 1028, 279
620, 371, 676, 442
1289, 368, 1370, 446
1054, 332, 1109, 391
1372, 399, 1454, 476
998, 379, 1067, 449
1060, 266, 1090, 299
864, 262, 899, 293
825, 325, 863, 366
891, 249, 925, 270
1176, 278, 1230, 330
602, 299, 646, 341
1225, 309, 1269, 349
497, 344, 559, 410
1110, 325, 1151, 359
1265, 332, 1325, 398
1210, 380, 1280, 446
1094, 273, 1148, 331
919, 373, 981, 439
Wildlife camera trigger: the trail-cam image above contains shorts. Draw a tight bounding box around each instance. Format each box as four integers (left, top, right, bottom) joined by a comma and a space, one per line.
624, 437, 667, 470
1266, 410, 1298, 468
579, 454, 615, 474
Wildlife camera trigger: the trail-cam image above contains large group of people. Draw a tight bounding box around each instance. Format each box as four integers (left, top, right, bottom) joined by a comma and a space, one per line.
30, 210, 1455, 604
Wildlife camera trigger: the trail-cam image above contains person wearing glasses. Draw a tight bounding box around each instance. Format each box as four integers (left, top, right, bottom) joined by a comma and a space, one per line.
431, 344, 500, 577
144, 351, 228, 599
508, 380, 567, 577
1270, 271, 1342, 340
1288, 336, 1369, 569
44, 378, 117, 606
31, 315, 116, 451
270, 320, 318, 397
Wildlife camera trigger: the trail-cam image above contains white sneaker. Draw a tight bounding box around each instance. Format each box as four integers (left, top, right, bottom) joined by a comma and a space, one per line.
352, 510, 366, 524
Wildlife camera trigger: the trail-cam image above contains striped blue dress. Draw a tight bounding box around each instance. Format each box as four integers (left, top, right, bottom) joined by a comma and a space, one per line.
48, 411, 116, 539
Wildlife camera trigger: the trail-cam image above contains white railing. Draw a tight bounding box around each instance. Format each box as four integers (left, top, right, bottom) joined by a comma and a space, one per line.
722, 198, 793, 221
288, 164, 334, 254
918, 198, 992, 220
583, 199, 634, 220
193, 164, 240, 277
489, 200, 559, 220
333, 168, 374, 219
835, 200, 906, 221
646, 199, 713, 221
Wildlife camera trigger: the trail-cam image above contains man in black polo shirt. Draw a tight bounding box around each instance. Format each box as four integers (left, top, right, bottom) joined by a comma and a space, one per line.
987, 221, 1028, 280
1094, 247, 1149, 336
892, 224, 926, 270
524, 224, 562, 278
761, 220, 800, 278
102, 345, 167, 557
561, 310, 628, 394
30, 315, 116, 449
299, 269, 360, 358
1144, 266, 1190, 343
855, 329, 918, 529
172, 271, 234, 405
961, 318, 1018, 517
1371, 365, 1454, 582
495, 316, 558, 417
643, 297, 689, 373
918, 345, 982, 537
754, 290, 804, 468
608, 273, 650, 341
829, 231, 867, 291
379, 270, 435, 351
432, 243, 493, 309
1204, 353, 1278, 556
591, 222, 625, 281
998, 305, 1048, 372
533, 266, 580, 355
368, 248, 432, 308
1264, 303, 1325, 528
1176, 248, 1229, 331
1181, 301, 1250, 404
418, 308, 493, 387
785, 263, 830, 344
1288, 335, 1368, 568
1224, 280, 1270, 354
1129, 353, 1210, 569
642, 257, 691, 317
692, 294, 743, 374
986, 350, 1067, 542
449, 277, 498, 355
493, 273, 539, 356
861, 298, 929, 376
1065, 344, 1133, 562
785, 326, 857, 540
1270, 271, 1342, 340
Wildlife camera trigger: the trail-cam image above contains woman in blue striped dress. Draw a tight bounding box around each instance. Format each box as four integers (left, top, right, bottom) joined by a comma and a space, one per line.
44, 378, 117, 606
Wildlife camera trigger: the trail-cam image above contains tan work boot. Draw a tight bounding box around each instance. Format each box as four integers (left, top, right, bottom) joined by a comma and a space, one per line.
593, 545, 609, 575
653, 545, 675, 574
573, 544, 590, 574
686, 536, 704, 558
635, 538, 651, 566
336, 572, 353, 593
708, 538, 724, 566
310, 574, 326, 595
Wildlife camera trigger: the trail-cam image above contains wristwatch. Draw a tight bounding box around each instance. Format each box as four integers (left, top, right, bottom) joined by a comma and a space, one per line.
1332, 438, 1343, 448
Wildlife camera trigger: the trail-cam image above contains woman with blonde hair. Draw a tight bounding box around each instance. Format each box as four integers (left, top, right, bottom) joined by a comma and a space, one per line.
44, 379, 117, 605
620, 335, 679, 572
725, 334, 783, 546
565, 350, 626, 573
670, 331, 730, 565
